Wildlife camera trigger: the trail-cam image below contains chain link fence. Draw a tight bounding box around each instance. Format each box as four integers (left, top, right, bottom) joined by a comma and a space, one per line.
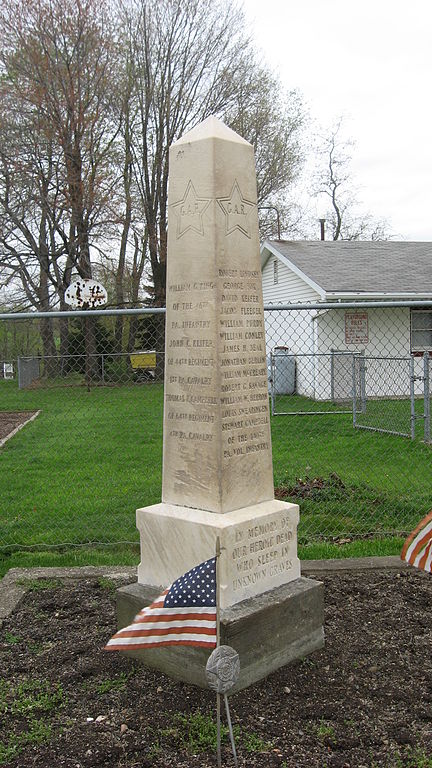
1, 302, 432, 553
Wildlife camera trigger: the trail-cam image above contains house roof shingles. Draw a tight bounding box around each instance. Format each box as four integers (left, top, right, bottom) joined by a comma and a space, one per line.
266, 240, 432, 295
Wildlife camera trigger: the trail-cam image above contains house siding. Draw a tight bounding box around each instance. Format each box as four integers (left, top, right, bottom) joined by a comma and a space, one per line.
262, 256, 320, 304
262, 256, 320, 396
261, 249, 422, 401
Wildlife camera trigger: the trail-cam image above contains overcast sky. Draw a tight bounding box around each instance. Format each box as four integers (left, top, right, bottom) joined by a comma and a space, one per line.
243, 0, 432, 241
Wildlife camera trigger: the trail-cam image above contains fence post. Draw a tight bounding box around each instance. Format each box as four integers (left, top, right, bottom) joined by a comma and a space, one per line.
330, 350, 335, 402
360, 355, 367, 413
352, 353, 357, 429
270, 352, 275, 416
410, 356, 416, 440
424, 351, 430, 443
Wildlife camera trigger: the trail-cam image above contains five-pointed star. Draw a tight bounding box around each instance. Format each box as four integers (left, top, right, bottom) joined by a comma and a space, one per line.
217, 180, 255, 238
171, 180, 211, 238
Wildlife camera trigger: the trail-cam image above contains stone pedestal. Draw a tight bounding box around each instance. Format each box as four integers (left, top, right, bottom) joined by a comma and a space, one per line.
136, 499, 300, 609
117, 577, 324, 692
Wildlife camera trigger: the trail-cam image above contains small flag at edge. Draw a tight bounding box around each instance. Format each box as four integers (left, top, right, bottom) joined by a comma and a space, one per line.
401, 510, 432, 572
104, 557, 217, 651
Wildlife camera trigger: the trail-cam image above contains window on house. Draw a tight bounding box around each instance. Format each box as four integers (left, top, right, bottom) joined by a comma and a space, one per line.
411, 310, 432, 352
273, 259, 278, 285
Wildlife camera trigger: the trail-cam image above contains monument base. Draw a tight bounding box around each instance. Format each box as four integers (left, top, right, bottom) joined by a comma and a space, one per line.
137, 499, 301, 609
116, 576, 324, 692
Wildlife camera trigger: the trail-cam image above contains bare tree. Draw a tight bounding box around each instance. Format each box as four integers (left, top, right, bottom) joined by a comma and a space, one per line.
0, 0, 123, 375
0, 0, 307, 372
221, 60, 306, 241
113, 0, 306, 376
109, 47, 148, 353
1, 0, 121, 274
312, 118, 389, 241
117, 0, 305, 305
224, 64, 304, 205
0, 96, 71, 368
118, 0, 245, 310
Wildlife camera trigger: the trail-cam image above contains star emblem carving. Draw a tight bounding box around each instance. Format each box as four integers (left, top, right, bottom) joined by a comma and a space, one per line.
171, 180, 211, 238
217, 181, 256, 238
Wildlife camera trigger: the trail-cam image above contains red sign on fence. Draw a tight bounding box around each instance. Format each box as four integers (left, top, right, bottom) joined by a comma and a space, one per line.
345, 311, 368, 345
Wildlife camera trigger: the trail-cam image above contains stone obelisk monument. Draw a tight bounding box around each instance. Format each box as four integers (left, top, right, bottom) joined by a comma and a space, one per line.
118, 118, 323, 689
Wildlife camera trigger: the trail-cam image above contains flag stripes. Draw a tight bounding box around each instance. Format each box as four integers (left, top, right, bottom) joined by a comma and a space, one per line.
105, 619, 217, 649
105, 557, 217, 652
401, 510, 432, 572
107, 638, 217, 649
126, 613, 216, 630
118, 625, 216, 637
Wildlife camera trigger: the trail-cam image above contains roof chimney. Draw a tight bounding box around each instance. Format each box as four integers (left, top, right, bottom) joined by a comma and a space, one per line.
319, 218, 326, 241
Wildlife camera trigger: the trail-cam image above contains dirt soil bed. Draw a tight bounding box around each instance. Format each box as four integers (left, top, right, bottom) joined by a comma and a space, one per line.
0, 412, 38, 444
1, 568, 432, 767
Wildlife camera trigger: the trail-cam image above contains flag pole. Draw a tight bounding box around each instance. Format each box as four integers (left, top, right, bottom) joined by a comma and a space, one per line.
215, 536, 222, 768
224, 693, 238, 767
216, 536, 221, 646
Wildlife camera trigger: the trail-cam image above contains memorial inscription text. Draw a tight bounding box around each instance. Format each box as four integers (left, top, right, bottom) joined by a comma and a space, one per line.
230, 513, 295, 592
165, 264, 270, 461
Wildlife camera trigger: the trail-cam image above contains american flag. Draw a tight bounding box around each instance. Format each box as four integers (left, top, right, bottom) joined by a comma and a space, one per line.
105, 557, 217, 651
401, 510, 432, 572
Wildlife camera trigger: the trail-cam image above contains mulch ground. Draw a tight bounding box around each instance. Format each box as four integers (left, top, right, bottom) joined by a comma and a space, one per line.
1, 568, 432, 767
0, 412, 38, 444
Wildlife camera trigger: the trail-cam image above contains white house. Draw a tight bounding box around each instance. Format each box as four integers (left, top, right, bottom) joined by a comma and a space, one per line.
261, 240, 432, 401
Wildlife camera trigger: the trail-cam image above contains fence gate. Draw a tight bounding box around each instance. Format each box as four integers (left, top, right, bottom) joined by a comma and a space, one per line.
331, 350, 365, 405
353, 355, 419, 439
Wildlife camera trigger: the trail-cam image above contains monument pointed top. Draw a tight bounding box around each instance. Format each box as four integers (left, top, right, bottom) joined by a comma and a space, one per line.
173, 116, 251, 147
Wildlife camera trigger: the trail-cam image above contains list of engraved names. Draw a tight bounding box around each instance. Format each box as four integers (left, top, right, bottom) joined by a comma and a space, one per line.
165, 265, 270, 460
218, 267, 269, 461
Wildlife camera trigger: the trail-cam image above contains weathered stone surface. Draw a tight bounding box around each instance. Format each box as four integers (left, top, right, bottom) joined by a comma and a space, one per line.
116, 577, 324, 691
136, 499, 300, 608
162, 116, 274, 514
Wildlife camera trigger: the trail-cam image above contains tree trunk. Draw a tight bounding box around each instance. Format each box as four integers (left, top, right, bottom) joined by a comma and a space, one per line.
77, 224, 99, 384
115, 113, 133, 354
148, 222, 166, 381
39, 316, 58, 377
59, 302, 70, 377
38, 252, 58, 377
126, 232, 147, 353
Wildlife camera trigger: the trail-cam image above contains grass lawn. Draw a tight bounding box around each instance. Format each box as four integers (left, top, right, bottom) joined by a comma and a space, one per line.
1, 381, 431, 574
271, 393, 432, 541
0, 381, 163, 547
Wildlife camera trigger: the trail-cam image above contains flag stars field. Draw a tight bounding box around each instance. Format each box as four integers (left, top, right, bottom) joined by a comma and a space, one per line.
105, 557, 217, 651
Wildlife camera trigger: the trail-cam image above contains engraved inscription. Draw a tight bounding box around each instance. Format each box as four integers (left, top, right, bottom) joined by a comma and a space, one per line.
217, 180, 256, 238
164, 267, 218, 456
171, 181, 211, 238
216, 264, 269, 462
230, 515, 295, 591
